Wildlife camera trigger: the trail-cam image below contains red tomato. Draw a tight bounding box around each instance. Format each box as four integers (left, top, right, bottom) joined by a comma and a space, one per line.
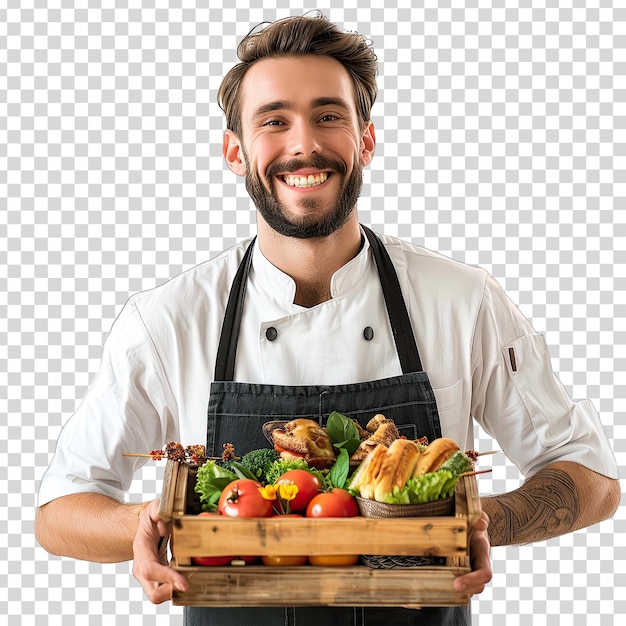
218, 479, 273, 518
305, 489, 359, 518
238, 555, 259, 564
273, 443, 305, 458
261, 555, 308, 566
276, 469, 322, 512
191, 555, 234, 566
305, 488, 359, 567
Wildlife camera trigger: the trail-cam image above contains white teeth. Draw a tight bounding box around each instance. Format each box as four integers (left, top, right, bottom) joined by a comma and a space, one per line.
283, 172, 329, 188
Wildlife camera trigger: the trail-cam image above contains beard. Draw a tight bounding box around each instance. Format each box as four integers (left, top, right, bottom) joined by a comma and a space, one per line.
244, 154, 363, 239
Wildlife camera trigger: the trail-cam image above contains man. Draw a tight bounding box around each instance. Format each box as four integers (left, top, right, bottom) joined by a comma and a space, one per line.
35, 14, 619, 626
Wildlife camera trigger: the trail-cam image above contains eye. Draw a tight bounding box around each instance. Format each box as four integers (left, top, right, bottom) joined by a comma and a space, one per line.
263, 119, 285, 127
319, 114, 339, 122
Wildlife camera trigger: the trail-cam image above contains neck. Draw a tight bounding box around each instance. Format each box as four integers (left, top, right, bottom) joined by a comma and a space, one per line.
257, 216, 362, 307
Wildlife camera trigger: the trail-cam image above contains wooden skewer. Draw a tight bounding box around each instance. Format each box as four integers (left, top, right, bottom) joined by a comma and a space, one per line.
122, 453, 234, 461
474, 450, 501, 457
465, 449, 501, 458
123, 453, 163, 458
460, 468, 493, 477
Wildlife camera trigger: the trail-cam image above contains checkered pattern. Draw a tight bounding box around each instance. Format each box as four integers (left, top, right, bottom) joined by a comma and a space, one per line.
2, 1, 623, 624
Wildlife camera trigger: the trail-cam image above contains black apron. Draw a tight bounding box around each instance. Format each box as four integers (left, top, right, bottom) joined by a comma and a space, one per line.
187, 227, 470, 626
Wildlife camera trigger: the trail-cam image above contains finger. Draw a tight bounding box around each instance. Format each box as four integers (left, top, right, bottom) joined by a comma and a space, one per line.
454, 538, 492, 594
454, 511, 492, 595
132, 502, 189, 602
133, 559, 188, 604
453, 563, 492, 595
134, 555, 189, 599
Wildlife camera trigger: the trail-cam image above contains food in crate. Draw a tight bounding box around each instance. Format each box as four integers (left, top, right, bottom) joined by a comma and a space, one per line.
148, 417, 487, 607
134, 412, 487, 572
349, 436, 473, 513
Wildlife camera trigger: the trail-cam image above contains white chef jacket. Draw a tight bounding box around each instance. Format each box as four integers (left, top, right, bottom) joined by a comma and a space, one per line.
37, 231, 618, 507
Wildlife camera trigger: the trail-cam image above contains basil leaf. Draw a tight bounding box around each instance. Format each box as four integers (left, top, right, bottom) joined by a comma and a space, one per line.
328, 448, 350, 490
327, 411, 361, 456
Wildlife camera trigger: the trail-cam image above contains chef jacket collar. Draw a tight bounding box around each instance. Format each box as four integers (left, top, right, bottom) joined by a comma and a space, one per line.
251, 228, 372, 308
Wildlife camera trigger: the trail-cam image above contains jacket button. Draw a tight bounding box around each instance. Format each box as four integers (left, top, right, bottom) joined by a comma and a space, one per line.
363, 326, 374, 341
265, 327, 278, 341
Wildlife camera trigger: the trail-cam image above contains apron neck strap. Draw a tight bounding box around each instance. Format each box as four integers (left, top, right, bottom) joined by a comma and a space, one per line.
361, 225, 423, 374
214, 237, 256, 381
214, 227, 423, 381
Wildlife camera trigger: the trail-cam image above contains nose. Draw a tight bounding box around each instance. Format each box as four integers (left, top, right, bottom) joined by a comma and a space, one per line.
287, 120, 323, 157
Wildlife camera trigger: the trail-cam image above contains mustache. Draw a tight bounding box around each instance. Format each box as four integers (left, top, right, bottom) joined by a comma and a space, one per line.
265, 156, 348, 179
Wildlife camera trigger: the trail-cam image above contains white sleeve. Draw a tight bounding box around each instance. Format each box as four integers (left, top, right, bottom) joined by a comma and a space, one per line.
470, 274, 618, 479
37, 297, 180, 506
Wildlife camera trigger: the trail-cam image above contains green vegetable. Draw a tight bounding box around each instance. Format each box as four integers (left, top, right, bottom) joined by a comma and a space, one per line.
384, 470, 456, 505
194, 461, 237, 511
328, 448, 350, 490
379, 450, 472, 505
264, 458, 311, 485
326, 411, 361, 457
237, 448, 280, 484
438, 450, 473, 477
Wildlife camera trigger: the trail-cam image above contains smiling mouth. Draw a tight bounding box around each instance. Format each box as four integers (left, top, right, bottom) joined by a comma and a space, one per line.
281, 172, 330, 188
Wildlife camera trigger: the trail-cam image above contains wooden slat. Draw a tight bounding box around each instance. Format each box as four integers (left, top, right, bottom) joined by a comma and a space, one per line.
172, 564, 471, 608
172, 515, 468, 558
172, 464, 189, 516
157, 459, 179, 522
449, 474, 481, 567
462, 473, 483, 527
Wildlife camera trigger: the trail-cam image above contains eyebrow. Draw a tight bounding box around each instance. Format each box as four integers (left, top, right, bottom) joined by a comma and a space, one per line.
250, 97, 352, 120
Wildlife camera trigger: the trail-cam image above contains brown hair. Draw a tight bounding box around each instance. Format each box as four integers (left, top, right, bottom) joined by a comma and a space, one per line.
218, 14, 378, 137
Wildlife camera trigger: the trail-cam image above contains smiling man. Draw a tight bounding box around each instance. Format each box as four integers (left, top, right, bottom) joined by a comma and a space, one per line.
36, 13, 619, 626
224, 54, 376, 307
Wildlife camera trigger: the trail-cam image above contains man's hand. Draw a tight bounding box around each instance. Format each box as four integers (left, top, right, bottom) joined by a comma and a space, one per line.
132, 499, 189, 604
453, 511, 492, 597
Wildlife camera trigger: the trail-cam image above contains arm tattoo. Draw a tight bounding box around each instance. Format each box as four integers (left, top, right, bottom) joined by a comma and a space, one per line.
485, 467, 580, 546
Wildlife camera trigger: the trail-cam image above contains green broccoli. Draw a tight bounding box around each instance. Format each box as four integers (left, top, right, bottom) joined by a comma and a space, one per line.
238, 448, 280, 484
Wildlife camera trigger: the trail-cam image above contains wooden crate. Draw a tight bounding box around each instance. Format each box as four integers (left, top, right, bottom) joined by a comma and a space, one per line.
158, 459, 482, 608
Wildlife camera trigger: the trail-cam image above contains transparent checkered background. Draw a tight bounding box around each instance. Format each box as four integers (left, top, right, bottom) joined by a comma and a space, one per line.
2, 1, 624, 624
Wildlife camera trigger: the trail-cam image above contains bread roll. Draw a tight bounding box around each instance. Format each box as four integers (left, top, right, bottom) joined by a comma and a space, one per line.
373, 439, 420, 502
348, 443, 388, 499
412, 437, 460, 477
272, 418, 336, 469
350, 421, 400, 462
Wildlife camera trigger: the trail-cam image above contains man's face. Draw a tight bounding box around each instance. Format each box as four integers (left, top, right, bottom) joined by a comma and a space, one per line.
225, 55, 375, 239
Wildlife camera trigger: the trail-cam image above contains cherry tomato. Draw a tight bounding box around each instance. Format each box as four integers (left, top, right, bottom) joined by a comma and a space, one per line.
305, 488, 359, 567
218, 479, 273, 518
276, 469, 323, 512
261, 555, 308, 566
305, 489, 359, 518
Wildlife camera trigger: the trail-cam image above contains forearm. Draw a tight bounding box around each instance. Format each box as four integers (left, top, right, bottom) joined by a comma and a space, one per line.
481, 461, 620, 547
35, 493, 147, 563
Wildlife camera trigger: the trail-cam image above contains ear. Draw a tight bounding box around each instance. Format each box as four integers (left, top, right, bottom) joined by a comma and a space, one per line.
359, 121, 376, 167
223, 130, 247, 177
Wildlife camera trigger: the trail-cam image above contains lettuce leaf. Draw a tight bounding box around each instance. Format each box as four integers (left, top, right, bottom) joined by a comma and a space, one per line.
194, 460, 237, 511
383, 470, 456, 505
